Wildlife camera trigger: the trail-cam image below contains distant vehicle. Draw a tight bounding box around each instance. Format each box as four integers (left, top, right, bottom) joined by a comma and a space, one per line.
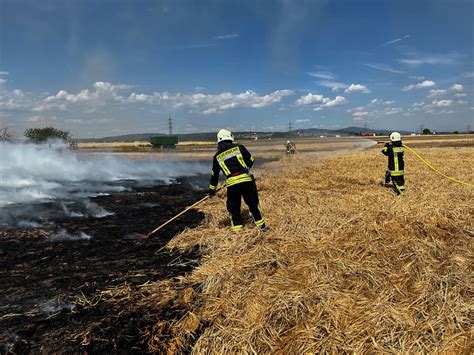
149, 136, 178, 148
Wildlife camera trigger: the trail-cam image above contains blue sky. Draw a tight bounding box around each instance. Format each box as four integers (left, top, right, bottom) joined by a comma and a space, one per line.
0, 0, 473, 138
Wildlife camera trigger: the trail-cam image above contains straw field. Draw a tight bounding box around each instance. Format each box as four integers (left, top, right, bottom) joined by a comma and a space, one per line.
141, 142, 473, 353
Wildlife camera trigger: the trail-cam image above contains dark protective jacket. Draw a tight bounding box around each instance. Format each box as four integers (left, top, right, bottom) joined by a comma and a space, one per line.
209, 141, 254, 190
382, 141, 404, 176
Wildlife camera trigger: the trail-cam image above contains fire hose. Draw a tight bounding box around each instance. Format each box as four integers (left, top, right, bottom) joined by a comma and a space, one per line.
378, 141, 473, 187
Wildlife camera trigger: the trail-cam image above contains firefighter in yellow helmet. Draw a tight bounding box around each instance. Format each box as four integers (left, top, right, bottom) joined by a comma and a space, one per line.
208, 129, 266, 230
382, 132, 405, 195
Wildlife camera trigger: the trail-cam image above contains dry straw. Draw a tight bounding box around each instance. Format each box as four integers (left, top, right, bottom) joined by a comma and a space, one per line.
156, 144, 473, 353
64, 142, 472, 352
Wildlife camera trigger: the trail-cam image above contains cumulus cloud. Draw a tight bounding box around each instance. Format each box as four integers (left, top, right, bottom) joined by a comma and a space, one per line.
344, 84, 370, 94
323, 96, 346, 107
295, 93, 325, 106
427, 89, 447, 98
0, 71, 9, 75
402, 80, 436, 91
384, 107, 403, 115
295, 93, 347, 109
412, 101, 425, 107
450, 84, 464, 93
352, 111, 368, 118
455, 93, 467, 98
432, 99, 452, 107
128, 89, 294, 114
369, 99, 395, 106
295, 118, 311, 123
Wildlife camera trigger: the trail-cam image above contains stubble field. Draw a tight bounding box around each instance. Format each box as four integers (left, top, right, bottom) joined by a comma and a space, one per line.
1, 136, 472, 353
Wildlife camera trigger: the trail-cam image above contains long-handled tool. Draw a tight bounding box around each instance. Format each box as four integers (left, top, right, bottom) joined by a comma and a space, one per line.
124, 186, 223, 240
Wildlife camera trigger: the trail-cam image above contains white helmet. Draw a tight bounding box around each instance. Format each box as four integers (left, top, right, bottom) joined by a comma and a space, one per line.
217, 129, 234, 142
389, 132, 401, 142
287, 140, 290, 144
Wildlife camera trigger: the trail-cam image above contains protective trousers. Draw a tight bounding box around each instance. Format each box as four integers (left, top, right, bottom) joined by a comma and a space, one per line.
385, 170, 405, 195
226, 181, 265, 230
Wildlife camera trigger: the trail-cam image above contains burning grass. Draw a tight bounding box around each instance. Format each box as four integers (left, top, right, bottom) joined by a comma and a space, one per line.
154, 145, 473, 352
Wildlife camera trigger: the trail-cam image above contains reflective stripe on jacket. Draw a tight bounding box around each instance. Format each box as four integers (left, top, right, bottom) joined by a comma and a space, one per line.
209, 141, 254, 189
382, 142, 404, 176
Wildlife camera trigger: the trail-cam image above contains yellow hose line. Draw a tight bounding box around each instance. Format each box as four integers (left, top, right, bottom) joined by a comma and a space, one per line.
403, 144, 474, 187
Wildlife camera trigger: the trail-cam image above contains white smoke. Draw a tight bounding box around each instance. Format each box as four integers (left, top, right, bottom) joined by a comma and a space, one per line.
47, 228, 92, 242
0, 142, 209, 208
0, 143, 209, 227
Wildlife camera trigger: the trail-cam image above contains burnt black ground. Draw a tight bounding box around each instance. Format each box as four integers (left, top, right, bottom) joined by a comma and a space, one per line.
0, 175, 209, 353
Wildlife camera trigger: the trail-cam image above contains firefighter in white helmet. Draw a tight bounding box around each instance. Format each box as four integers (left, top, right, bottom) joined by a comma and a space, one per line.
208, 129, 266, 230
382, 132, 405, 194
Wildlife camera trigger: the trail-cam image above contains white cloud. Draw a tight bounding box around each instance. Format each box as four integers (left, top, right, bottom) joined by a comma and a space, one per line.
432, 99, 452, 107
295, 119, 311, 123
323, 96, 346, 107
365, 63, 404, 74
457, 100, 467, 105
409, 75, 424, 80
296, 93, 346, 108
379, 35, 411, 47
344, 83, 370, 94
412, 101, 425, 107
296, 93, 325, 106
399, 52, 463, 66
215, 33, 239, 40
317, 80, 348, 92
427, 89, 447, 98
455, 93, 467, 98
402, 80, 436, 91
450, 84, 464, 93
131, 89, 294, 114
0, 78, 7, 85
384, 107, 403, 115
307, 71, 335, 80
352, 111, 368, 118
0, 71, 9, 75
313, 107, 323, 111
370, 99, 395, 106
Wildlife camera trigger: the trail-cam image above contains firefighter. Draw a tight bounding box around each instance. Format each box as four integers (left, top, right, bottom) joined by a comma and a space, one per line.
208, 129, 266, 231
382, 132, 405, 195
285, 140, 296, 155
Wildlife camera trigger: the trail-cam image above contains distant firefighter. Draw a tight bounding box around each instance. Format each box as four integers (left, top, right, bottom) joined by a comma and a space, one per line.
382, 132, 405, 195
208, 129, 266, 231
285, 140, 296, 155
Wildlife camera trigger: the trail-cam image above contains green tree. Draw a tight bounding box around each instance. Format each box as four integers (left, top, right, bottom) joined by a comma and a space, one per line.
422, 128, 431, 135
24, 126, 70, 143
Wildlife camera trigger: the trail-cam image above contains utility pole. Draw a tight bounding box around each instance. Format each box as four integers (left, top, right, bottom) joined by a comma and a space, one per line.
467, 124, 471, 133
419, 124, 424, 135
364, 121, 368, 130
288, 122, 292, 132
168, 116, 173, 135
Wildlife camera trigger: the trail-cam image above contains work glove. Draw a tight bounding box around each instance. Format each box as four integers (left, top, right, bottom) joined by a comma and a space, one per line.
208, 189, 216, 198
